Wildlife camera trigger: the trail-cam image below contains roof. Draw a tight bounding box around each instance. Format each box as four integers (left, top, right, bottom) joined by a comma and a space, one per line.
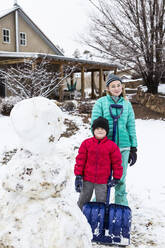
0, 4, 63, 56
0, 51, 118, 72
0, 6, 17, 19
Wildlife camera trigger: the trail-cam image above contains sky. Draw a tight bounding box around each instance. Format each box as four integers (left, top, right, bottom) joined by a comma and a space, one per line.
0, 94, 165, 247
0, 0, 93, 56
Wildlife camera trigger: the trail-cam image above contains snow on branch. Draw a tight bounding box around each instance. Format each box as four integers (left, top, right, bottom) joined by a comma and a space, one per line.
0, 57, 78, 99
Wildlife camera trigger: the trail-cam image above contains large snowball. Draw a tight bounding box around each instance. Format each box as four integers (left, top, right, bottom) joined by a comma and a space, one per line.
1, 149, 68, 199
0, 197, 92, 248
10, 97, 64, 154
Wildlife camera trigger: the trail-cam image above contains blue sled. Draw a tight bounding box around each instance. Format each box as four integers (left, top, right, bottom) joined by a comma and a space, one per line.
82, 202, 131, 246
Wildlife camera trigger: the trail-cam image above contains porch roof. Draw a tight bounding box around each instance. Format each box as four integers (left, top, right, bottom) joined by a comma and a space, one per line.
0, 52, 117, 72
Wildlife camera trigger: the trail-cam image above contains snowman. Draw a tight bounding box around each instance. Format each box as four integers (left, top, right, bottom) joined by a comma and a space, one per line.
0, 97, 92, 248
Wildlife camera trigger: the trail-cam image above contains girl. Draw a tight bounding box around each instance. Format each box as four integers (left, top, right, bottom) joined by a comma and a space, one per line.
91, 74, 137, 206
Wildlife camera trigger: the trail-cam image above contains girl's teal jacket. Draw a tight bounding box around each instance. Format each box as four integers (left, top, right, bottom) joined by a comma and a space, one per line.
91, 95, 137, 148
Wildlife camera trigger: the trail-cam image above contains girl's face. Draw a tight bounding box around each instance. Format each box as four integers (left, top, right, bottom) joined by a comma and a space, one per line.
94, 127, 106, 140
107, 80, 122, 97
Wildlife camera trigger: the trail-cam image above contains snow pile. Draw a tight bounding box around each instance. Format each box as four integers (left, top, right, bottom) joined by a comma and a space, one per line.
0, 96, 92, 248
158, 83, 165, 94
0, 96, 22, 116
0, 196, 91, 248
0, 96, 22, 107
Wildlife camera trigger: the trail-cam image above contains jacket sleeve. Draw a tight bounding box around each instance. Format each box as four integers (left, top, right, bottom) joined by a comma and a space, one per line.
126, 102, 137, 147
110, 143, 123, 179
74, 140, 87, 176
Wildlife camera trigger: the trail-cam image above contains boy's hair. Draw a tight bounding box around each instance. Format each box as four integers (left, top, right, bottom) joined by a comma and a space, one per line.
92, 117, 109, 135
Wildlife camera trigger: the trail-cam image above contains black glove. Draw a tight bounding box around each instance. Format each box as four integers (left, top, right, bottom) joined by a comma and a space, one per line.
108, 178, 120, 187
128, 147, 137, 166
75, 175, 83, 193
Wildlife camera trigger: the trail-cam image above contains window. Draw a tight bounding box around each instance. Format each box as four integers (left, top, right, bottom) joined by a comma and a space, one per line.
2, 29, 10, 43
20, 32, 27, 46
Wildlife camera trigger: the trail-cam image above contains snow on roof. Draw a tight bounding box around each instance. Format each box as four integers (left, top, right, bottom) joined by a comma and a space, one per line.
0, 6, 18, 19
0, 51, 39, 58
0, 51, 118, 68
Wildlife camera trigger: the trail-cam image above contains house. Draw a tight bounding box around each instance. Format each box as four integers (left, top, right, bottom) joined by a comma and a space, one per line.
0, 3, 117, 100
0, 3, 63, 55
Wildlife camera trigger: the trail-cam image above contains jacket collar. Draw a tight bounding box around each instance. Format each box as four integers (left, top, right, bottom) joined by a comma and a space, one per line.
93, 136, 108, 144
106, 94, 123, 103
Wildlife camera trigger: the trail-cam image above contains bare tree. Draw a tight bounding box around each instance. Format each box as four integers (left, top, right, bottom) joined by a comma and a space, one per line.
0, 57, 77, 99
85, 0, 165, 94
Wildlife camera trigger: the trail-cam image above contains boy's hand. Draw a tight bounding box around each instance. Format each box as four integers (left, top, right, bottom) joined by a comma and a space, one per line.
75, 175, 83, 192
108, 178, 120, 187
128, 147, 137, 166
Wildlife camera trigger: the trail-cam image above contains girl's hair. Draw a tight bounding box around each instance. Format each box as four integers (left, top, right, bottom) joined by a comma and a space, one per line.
106, 84, 128, 100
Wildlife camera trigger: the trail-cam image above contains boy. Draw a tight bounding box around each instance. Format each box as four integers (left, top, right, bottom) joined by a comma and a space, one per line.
74, 116, 123, 210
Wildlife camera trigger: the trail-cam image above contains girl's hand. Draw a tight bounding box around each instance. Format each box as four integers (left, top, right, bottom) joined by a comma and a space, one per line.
128, 147, 137, 166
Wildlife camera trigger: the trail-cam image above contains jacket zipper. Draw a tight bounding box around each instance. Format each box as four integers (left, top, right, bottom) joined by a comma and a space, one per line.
95, 141, 99, 183
115, 101, 120, 147
117, 107, 120, 147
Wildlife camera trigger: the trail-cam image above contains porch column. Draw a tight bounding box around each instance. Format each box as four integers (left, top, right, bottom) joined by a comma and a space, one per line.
114, 67, 117, 74
59, 64, 64, 101
91, 71, 95, 99
81, 66, 85, 100
99, 68, 103, 98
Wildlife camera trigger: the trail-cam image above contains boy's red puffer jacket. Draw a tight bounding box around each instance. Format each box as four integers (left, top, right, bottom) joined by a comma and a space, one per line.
74, 136, 123, 184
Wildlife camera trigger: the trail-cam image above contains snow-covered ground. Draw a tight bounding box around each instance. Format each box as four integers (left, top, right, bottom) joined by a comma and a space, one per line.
0, 101, 165, 248
158, 84, 165, 94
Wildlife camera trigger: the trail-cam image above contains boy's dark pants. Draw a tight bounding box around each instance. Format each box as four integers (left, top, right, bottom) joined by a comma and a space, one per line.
78, 180, 107, 210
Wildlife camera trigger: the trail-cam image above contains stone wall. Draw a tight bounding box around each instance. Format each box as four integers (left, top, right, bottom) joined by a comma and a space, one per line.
136, 87, 165, 115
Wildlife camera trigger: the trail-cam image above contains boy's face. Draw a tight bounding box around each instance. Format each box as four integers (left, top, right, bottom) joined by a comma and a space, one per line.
94, 127, 106, 140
